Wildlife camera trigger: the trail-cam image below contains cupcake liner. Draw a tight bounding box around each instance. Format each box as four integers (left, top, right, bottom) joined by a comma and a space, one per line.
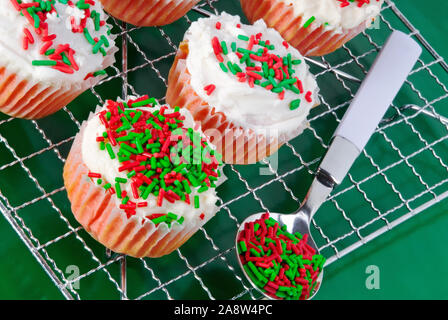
0, 48, 116, 120
99, 0, 200, 27
0, 7, 118, 120
166, 41, 282, 165
240, 0, 370, 56
63, 122, 211, 258
0, 67, 88, 119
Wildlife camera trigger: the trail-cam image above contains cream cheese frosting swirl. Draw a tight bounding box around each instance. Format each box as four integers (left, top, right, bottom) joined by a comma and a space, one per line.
184, 12, 319, 143
0, 0, 117, 84
279, 0, 384, 32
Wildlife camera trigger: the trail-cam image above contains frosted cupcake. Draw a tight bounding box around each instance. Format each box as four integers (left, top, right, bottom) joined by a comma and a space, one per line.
0, 0, 117, 119
240, 0, 384, 56
167, 12, 319, 164
63, 96, 222, 258
98, 0, 200, 26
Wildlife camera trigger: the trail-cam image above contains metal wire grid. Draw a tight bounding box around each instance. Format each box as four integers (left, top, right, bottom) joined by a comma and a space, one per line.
0, 0, 447, 299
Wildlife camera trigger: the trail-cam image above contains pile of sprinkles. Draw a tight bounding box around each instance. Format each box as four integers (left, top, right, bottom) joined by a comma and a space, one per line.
208, 20, 313, 111
10, 0, 111, 76
87, 96, 222, 227
302, 0, 382, 29
237, 213, 325, 300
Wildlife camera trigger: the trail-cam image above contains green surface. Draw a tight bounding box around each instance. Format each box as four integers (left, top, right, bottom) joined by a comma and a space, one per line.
0, 0, 447, 300
317, 196, 448, 299
316, 0, 448, 299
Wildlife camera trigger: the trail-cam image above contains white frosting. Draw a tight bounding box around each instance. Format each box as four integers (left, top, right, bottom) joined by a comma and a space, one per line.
0, 0, 117, 84
81, 99, 219, 224
184, 13, 319, 143
279, 0, 384, 32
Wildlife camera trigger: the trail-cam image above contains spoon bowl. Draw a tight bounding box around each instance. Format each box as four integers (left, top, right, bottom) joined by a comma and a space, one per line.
235, 210, 323, 300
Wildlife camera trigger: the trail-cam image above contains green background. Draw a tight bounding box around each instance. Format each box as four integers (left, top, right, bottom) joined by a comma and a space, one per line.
0, 0, 447, 299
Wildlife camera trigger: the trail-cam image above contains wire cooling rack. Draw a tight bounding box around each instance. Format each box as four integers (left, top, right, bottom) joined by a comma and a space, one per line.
0, 0, 448, 299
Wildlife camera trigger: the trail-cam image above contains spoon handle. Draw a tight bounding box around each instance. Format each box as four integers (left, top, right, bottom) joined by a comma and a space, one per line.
319, 30, 421, 185
302, 31, 421, 219
334, 30, 422, 151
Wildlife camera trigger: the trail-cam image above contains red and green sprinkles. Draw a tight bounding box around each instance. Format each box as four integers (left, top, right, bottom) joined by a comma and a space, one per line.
146, 213, 184, 228
11, 0, 110, 77
238, 213, 325, 300
87, 96, 221, 227
338, 0, 380, 8
209, 21, 314, 111
303, 0, 381, 29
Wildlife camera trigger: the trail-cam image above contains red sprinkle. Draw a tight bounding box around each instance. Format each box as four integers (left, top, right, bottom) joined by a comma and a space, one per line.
305, 91, 313, 103
204, 84, 216, 96
88, 172, 101, 178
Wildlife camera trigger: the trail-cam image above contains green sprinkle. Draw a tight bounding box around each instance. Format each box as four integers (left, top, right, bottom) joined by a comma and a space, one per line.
238, 34, 250, 41
221, 41, 228, 55
83, 27, 95, 45
219, 62, 228, 73
115, 182, 122, 198
44, 49, 55, 56
132, 98, 156, 107
105, 143, 115, 159
303, 16, 316, 28
194, 195, 200, 209
93, 69, 107, 77
122, 196, 129, 205
290, 99, 301, 110
239, 241, 247, 253
197, 186, 209, 193
32, 60, 57, 66
231, 42, 237, 52
151, 215, 167, 225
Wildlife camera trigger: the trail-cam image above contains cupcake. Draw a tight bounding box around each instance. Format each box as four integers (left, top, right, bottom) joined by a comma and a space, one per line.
63, 96, 222, 258
0, 0, 117, 119
98, 0, 200, 26
166, 12, 319, 164
240, 0, 384, 56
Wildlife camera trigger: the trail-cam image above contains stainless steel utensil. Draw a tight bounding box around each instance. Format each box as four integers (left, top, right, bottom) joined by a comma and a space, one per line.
236, 30, 422, 300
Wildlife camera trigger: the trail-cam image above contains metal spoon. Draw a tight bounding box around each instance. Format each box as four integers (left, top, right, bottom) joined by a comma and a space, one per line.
236, 31, 422, 300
